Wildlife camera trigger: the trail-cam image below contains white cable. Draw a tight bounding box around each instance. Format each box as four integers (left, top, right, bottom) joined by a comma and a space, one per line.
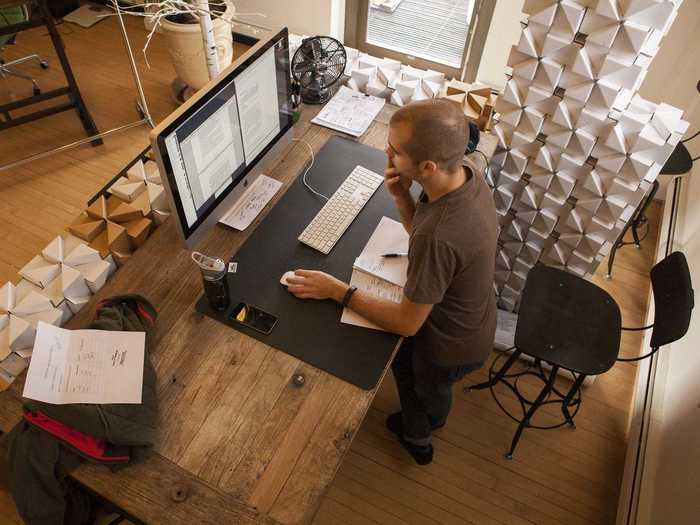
292, 138, 329, 201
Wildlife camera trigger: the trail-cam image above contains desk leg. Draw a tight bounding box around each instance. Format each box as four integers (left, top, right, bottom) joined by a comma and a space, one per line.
38, 0, 102, 146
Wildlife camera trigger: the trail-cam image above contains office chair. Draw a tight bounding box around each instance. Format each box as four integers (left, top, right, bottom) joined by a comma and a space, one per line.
0, 4, 49, 96
467, 263, 622, 459
617, 251, 694, 362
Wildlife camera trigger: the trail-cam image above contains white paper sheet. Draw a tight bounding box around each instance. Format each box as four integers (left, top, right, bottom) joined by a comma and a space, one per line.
341, 269, 403, 331
352, 216, 409, 287
495, 308, 518, 350
23, 322, 145, 405
218, 174, 282, 231
311, 86, 385, 137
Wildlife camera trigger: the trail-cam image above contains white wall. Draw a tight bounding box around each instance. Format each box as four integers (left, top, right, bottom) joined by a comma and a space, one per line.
619, 2, 700, 522
233, 0, 344, 40
475, 0, 524, 90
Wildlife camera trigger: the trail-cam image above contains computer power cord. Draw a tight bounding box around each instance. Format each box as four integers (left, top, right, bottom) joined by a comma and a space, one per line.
292, 138, 329, 201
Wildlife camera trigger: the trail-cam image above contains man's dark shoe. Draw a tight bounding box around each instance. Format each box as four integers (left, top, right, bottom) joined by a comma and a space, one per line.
385, 412, 435, 465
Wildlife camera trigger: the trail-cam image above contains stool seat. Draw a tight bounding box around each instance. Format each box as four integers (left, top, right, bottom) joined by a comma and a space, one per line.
516, 265, 621, 375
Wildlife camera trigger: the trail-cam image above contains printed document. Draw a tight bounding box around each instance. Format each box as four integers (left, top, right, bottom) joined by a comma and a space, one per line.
341, 217, 409, 331
341, 270, 403, 331
218, 174, 282, 230
311, 86, 385, 137
23, 322, 145, 405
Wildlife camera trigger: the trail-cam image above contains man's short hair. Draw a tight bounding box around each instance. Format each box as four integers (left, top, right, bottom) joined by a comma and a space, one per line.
390, 98, 469, 172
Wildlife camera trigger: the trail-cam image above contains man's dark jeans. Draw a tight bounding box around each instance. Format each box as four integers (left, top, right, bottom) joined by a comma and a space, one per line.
391, 338, 483, 446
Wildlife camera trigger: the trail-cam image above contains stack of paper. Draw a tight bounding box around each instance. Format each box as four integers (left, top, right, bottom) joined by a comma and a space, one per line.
312, 86, 385, 137
341, 217, 409, 331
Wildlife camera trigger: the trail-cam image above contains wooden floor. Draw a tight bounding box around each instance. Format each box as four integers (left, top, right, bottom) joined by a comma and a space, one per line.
0, 17, 659, 525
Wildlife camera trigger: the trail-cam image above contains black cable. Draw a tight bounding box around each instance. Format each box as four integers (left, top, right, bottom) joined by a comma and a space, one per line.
681, 129, 700, 143
692, 155, 699, 162
473, 149, 489, 168
621, 324, 654, 332
616, 221, 651, 247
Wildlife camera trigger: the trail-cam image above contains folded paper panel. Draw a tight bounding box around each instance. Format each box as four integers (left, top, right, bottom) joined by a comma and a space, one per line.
76, 255, 116, 294
528, 2, 557, 26
19, 255, 60, 289
526, 166, 555, 191
551, 1, 586, 39
0, 283, 15, 314
594, 0, 621, 22
16, 278, 64, 309
108, 178, 146, 202
580, 10, 620, 48
611, 20, 651, 64
623, 0, 676, 31
69, 213, 105, 243
9, 315, 35, 352
10, 290, 53, 317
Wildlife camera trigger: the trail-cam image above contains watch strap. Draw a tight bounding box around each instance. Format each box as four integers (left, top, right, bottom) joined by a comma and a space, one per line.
341, 285, 358, 307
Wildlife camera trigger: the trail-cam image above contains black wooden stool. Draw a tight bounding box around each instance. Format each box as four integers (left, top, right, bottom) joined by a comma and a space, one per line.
468, 264, 621, 459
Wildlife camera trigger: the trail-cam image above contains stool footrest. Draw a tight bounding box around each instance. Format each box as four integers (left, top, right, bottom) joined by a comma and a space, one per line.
468, 349, 587, 458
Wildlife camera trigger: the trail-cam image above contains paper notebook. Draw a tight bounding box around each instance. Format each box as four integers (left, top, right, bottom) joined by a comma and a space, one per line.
341, 217, 409, 331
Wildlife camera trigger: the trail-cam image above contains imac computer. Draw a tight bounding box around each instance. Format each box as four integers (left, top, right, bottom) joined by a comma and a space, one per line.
150, 28, 294, 248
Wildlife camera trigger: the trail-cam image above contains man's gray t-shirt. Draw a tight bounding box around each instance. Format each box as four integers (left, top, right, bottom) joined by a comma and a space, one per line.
403, 160, 498, 367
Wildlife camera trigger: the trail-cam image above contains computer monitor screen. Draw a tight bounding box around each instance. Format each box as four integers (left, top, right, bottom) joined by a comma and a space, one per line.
151, 28, 293, 247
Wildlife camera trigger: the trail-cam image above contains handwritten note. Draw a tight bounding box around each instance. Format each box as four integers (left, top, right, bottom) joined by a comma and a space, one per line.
23, 322, 145, 404
341, 269, 403, 331
219, 175, 282, 231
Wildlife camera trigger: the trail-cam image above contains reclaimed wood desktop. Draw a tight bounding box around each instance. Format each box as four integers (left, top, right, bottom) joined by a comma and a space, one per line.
0, 106, 497, 524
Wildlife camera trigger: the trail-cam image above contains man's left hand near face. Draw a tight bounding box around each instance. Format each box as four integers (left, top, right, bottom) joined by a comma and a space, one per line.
287, 270, 347, 302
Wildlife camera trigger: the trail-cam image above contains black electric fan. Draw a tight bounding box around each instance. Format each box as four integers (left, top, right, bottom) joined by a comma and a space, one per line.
291, 36, 347, 105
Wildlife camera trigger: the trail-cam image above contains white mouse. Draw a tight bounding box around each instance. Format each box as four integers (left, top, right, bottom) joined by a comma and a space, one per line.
280, 271, 296, 287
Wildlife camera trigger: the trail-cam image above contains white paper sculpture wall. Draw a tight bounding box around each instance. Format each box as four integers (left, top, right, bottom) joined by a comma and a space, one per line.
346, 53, 446, 105
491, 0, 688, 311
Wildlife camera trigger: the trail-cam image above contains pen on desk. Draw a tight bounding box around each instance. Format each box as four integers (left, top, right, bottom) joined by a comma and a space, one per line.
381, 252, 408, 258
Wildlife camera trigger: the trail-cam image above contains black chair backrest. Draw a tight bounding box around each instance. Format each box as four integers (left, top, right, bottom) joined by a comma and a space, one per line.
650, 251, 694, 347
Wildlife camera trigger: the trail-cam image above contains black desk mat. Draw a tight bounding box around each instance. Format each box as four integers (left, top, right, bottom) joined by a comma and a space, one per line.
196, 136, 418, 390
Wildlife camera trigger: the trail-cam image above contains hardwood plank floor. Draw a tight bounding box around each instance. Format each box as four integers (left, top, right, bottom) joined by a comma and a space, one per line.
0, 16, 659, 525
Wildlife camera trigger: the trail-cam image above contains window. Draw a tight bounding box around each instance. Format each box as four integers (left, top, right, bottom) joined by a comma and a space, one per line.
345, 0, 495, 80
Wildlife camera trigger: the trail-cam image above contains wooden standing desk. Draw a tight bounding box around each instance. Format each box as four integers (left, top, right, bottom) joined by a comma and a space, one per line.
0, 104, 497, 524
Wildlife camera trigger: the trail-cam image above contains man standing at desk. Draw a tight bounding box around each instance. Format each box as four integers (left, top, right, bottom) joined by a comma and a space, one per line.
287, 99, 498, 465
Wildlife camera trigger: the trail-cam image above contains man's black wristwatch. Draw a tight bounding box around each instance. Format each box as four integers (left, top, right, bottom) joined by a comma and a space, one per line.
341, 285, 358, 307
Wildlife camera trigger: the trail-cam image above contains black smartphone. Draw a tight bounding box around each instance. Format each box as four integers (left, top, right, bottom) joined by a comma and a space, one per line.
230, 303, 278, 335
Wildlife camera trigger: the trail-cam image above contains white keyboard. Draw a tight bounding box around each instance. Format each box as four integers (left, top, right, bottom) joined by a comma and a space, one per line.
299, 165, 384, 254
